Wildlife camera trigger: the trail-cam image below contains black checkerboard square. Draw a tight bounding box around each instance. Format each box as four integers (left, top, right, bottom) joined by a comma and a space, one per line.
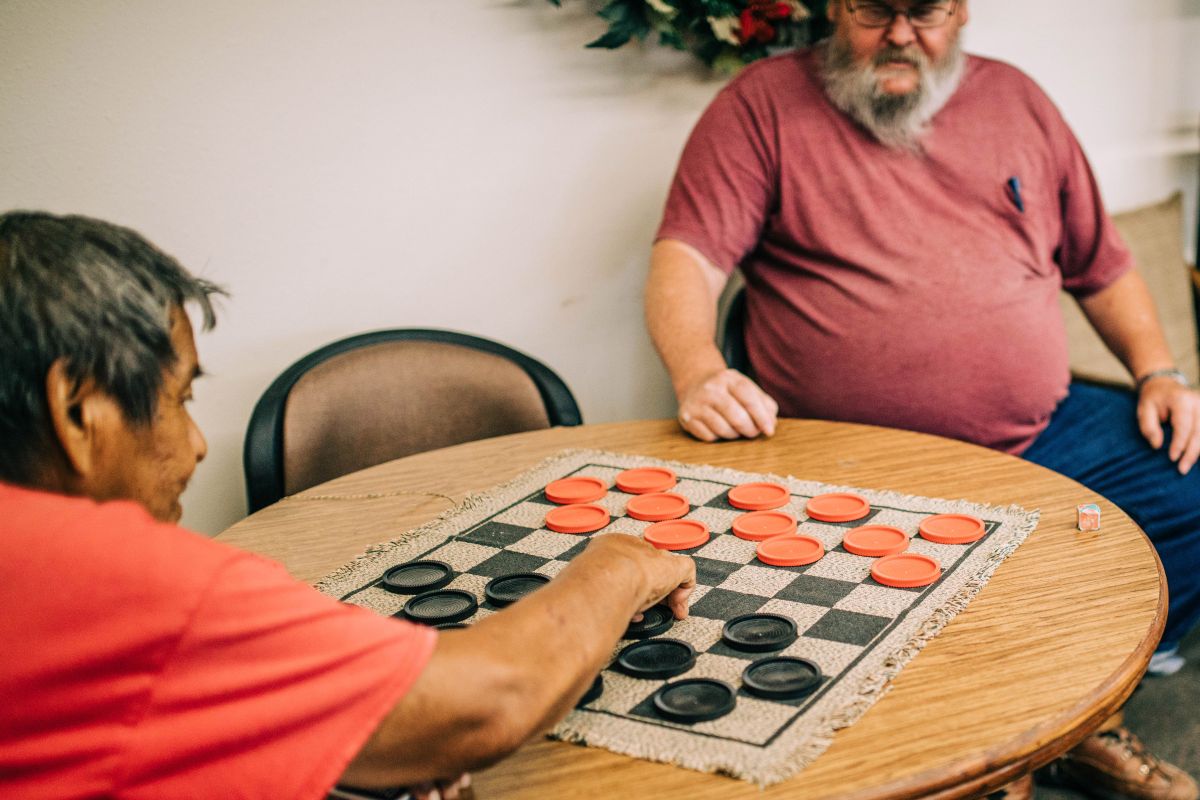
690, 588, 768, 620
775, 574, 858, 607
461, 521, 541, 549
468, 549, 549, 577
692, 556, 743, 587
804, 609, 891, 646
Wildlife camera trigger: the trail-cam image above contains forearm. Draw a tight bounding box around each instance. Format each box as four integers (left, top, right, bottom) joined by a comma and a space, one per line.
345, 537, 690, 786
645, 239, 729, 397
1077, 268, 1175, 380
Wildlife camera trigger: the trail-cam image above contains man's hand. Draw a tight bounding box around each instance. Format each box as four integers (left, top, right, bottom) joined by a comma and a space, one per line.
583, 534, 696, 620
1137, 377, 1200, 474
677, 368, 779, 442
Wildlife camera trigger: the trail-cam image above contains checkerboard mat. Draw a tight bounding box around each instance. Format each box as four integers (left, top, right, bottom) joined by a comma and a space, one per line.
317, 450, 1039, 786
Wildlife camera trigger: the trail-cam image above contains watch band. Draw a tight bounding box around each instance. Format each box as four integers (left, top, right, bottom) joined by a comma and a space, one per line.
1134, 367, 1190, 391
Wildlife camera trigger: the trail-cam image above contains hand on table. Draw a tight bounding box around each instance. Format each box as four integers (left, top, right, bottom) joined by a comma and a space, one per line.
1137, 377, 1200, 474
676, 368, 778, 442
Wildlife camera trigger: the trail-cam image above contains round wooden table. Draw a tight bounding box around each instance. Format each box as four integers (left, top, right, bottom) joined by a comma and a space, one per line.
218, 419, 1165, 800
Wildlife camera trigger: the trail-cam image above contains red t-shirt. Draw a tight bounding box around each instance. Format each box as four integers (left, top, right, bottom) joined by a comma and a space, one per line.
0, 482, 437, 800
657, 50, 1132, 453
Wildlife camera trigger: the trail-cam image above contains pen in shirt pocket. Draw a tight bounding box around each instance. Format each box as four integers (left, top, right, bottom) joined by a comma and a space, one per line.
1007, 176, 1025, 213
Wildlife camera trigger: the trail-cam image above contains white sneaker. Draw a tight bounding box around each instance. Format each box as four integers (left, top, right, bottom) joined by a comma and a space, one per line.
1147, 647, 1186, 677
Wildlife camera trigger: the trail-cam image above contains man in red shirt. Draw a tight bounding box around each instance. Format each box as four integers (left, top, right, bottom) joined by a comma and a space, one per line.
0, 212, 696, 800
646, 2, 1198, 799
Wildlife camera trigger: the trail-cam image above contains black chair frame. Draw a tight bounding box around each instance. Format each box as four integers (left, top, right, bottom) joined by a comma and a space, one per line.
244, 328, 583, 513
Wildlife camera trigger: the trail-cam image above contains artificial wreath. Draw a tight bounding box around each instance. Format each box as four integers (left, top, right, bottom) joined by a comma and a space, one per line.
546, 0, 832, 74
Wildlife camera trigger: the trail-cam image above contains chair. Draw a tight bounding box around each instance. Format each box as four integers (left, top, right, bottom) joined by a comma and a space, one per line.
243, 329, 582, 512
718, 272, 753, 376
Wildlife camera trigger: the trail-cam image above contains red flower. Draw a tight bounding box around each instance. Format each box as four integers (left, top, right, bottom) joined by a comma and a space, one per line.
738, 1, 793, 45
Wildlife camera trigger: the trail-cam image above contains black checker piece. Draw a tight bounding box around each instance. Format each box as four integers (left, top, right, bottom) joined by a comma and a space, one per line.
400, 589, 478, 626
741, 656, 822, 700
804, 609, 891, 646
653, 678, 736, 723
380, 560, 453, 594
485, 572, 550, 608
615, 639, 696, 680
623, 604, 674, 639
721, 613, 798, 652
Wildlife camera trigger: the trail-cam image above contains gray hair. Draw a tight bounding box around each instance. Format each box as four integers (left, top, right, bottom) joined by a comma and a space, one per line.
818, 36, 966, 151
0, 211, 227, 482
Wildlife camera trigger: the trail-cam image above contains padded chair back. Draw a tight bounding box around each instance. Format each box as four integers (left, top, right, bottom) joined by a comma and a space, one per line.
244, 329, 581, 512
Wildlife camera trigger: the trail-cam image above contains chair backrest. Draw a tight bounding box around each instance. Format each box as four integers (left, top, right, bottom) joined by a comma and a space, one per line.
244, 329, 582, 512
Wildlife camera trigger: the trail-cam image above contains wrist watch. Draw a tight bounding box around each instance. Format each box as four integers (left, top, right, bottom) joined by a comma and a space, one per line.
1134, 367, 1191, 392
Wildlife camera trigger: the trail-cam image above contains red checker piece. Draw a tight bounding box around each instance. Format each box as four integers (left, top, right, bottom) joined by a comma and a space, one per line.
756, 535, 825, 567
644, 519, 710, 551
919, 514, 986, 544
615, 467, 677, 495
545, 503, 610, 534
728, 482, 791, 511
544, 476, 608, 505
871, 553, 941, 588
626, 492, 690, 522
842, 525, 909, 558
806, 492, 870, 523
732, 510, 798, 541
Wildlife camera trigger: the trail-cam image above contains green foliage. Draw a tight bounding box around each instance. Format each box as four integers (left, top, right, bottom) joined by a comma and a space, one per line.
549, 0, 830, 73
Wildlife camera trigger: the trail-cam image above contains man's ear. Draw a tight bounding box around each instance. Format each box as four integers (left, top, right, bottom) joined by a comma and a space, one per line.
826, 0, 838, 23
44, 359, 121, 479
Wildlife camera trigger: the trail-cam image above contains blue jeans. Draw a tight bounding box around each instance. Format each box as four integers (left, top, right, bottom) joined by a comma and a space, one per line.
1022, 382, 1200, 652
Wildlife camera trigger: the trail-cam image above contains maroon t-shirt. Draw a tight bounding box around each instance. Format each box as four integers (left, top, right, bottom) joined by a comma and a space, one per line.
657, 49, 1132, 453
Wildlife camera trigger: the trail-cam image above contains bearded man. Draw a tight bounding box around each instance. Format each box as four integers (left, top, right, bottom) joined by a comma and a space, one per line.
644, 1, 1200, 798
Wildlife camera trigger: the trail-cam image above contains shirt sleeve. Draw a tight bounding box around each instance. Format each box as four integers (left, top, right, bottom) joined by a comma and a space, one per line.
117, 553, 437, 800
1050, 104, 1134, 297
656, 79, 779, 274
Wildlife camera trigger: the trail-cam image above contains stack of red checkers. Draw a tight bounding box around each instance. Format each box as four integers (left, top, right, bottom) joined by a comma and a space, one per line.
545, 504, 610, 534
918, 514, 986, 544
616, 467, 677, 494
805, 493, 870, 523
544, 476, 608, 505
626, 492, 689, 522
644, 519, 710, 551
842, 525, 909, 557
732, 510, 798, 541
728, 482, 791, 511
756, 535, 825, 567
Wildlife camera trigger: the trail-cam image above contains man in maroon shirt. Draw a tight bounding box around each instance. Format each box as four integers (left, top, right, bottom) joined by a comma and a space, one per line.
646, 2, 1198, 799
0, 212, 696, 800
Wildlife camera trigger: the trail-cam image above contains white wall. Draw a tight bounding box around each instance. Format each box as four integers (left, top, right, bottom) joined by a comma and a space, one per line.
2, 1, 1197, 536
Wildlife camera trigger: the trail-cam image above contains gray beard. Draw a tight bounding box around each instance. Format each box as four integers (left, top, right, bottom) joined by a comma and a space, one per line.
818, 36, 965, 152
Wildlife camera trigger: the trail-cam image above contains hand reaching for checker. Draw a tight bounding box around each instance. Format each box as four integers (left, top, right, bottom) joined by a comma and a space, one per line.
677, 368, 779, 442
1137, 375, 1200, 474
581, 533, 696, 621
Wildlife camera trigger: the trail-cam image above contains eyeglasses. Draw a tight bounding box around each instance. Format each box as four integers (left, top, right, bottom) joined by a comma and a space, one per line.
844, 1, 958, 28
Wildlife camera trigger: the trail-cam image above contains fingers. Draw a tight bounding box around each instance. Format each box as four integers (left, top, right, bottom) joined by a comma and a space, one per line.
1138, 382, 1200, 474
678, 369, 779, 441
1137, 395, 1165, 449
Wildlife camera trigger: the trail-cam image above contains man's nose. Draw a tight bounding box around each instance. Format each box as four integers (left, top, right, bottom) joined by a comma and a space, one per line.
190, 416, 208, 464
883, 12, 916, 46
